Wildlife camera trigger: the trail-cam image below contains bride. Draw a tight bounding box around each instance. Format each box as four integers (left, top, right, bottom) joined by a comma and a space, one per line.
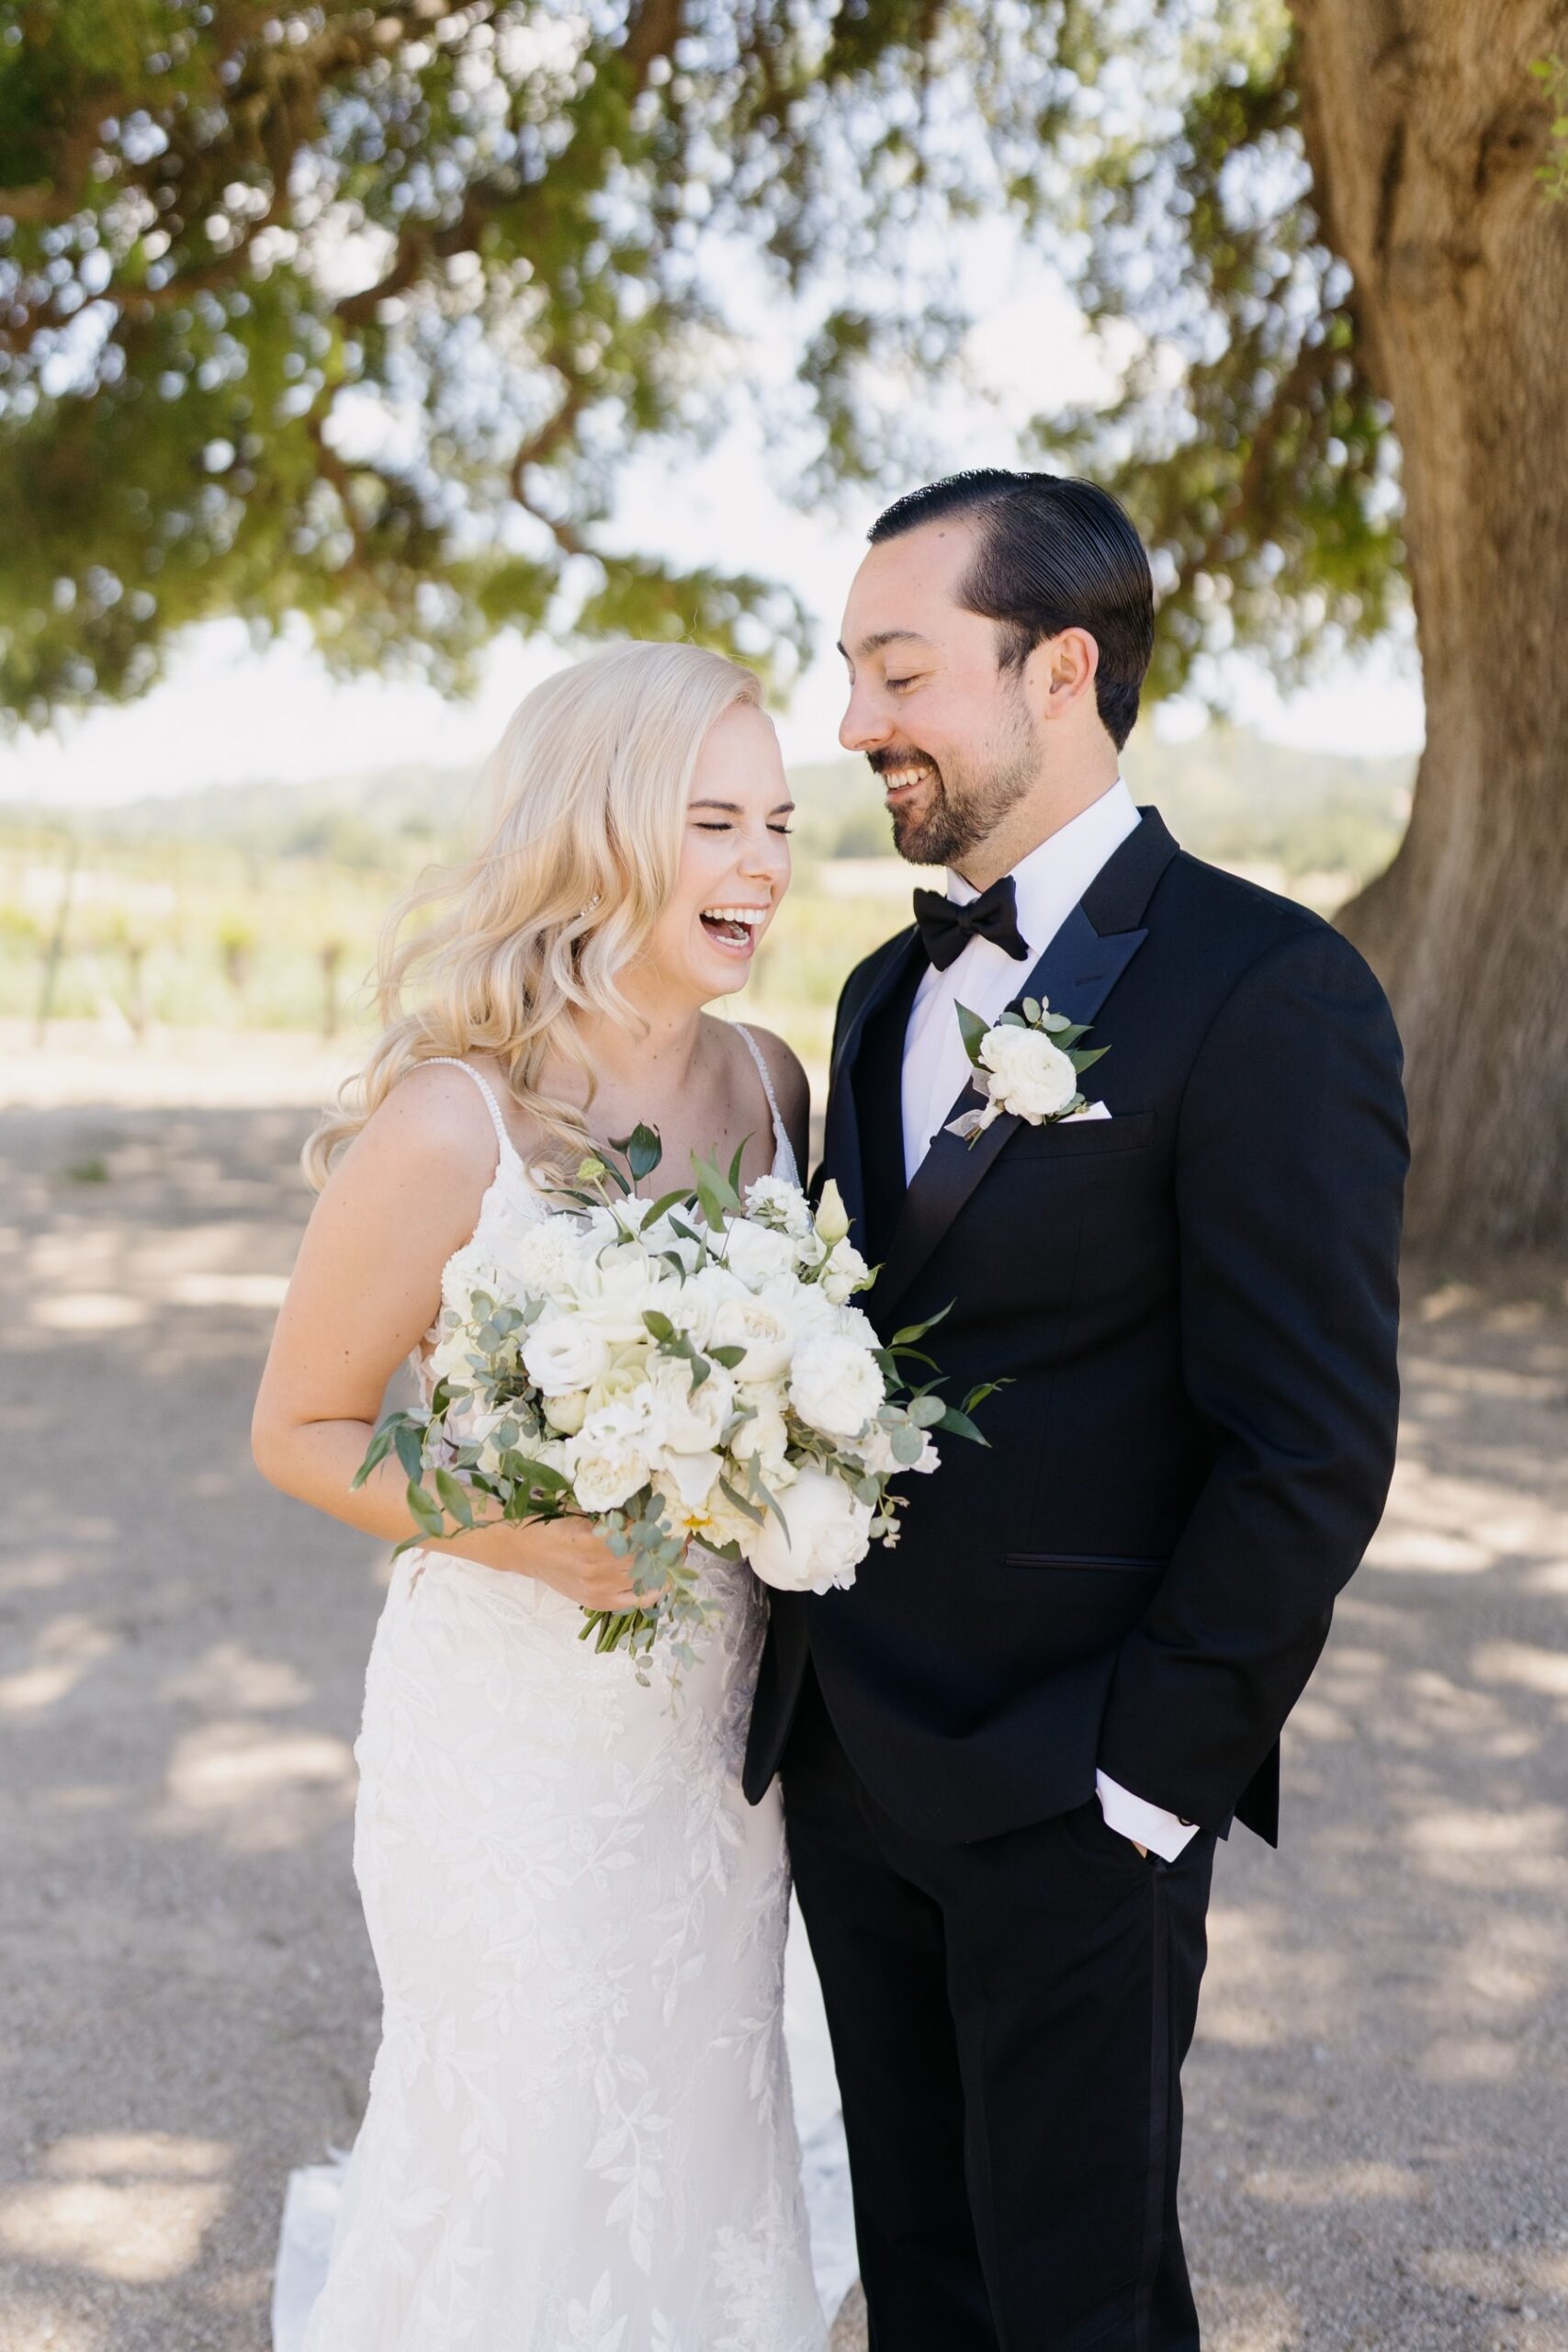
252, 642, 828, 2351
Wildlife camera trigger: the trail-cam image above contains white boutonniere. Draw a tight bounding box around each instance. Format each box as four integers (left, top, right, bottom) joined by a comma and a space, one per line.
944, 995, 1110, 1146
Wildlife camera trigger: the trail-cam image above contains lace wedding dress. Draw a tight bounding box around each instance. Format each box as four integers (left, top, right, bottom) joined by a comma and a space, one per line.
299, 1035, 828, 2352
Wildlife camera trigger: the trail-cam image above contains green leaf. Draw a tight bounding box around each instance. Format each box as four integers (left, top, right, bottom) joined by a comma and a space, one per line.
639, 1184, 699, 1227
961, 1379, 1010, 1414
708, 1342, 747, 1369
908, 1394, 945, 1427
727, 1133, 752, 1196
611, 1124, 663, 1182
934, 1404, 988, 1446
890, 1422, 925, 1464
1052, 1022, 1090, 1048
953, 1001, 990, 1064
1021, 996, 1041, 1022
1068, 1045, 1110, 1074
406, 1476, 446, 1534
433, 1467, 474, 1529
392, 1421, 424, 1483
717, 1475, 765, 1525
642, 1308, 675, 1341
888, 1302, 952, 1348
352, 1422, 396, 1489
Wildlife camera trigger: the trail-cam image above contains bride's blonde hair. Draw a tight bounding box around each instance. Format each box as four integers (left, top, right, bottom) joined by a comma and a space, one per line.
302, 639, 764, 1190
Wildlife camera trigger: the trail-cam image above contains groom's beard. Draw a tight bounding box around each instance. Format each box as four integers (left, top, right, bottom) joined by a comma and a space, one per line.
873, 701, 1040, 869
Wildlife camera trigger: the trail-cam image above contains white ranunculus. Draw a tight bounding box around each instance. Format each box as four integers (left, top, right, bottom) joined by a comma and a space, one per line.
720, 1216, 799, 1291
818, 1238, 872, 1305
569, 1240, 671, 1342
521, 1311, 612, 1397
787, 1331, 886, 1440
743, 1173, 815, 1238
747, 1464, 874, 1594
566, 1402, 651, 1512
708, 1292, 795, 1384
644, 1351, 735, 1454
513, 1217, 591, 1302
977, 1023, 1079, 1122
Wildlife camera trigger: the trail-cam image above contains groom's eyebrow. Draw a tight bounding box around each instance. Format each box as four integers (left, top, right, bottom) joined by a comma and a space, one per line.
837, 627, 932, 660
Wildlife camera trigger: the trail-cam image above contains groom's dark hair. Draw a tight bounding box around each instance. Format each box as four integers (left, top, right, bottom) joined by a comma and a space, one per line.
868, 469, 1155, 751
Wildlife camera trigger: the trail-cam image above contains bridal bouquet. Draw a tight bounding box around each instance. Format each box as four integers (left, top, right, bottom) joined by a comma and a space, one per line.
355, 1125, 993, 1679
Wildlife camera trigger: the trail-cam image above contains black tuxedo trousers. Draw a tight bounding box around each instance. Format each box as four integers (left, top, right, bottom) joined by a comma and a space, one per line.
746, 814, 1408, 2346
785, 1667, 1214, 2352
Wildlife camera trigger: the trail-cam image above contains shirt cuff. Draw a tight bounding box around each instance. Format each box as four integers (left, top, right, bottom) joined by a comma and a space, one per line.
1095, 1770, 1201, 1863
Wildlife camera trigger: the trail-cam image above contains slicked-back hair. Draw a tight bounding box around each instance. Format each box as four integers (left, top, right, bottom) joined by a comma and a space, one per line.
868, 470, 1155, 751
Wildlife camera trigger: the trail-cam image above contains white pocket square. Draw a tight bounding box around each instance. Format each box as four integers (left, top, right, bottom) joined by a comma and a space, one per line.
1059, 1101, 1111, 1124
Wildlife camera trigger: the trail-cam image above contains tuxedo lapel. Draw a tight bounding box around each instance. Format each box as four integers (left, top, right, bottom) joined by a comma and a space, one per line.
821, 927, 924, 1250
870, 809, 1179, 1326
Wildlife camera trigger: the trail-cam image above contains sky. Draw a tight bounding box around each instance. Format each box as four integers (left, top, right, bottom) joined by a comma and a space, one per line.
1, 243, 1425, 809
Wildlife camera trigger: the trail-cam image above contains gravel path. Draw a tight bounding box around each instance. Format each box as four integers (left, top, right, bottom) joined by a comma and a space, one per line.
2, 1098, 1565, 2352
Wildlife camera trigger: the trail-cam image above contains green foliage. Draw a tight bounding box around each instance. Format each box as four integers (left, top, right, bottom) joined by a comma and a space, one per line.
1, 0, 1419, 730
1530, 57, 1568, 199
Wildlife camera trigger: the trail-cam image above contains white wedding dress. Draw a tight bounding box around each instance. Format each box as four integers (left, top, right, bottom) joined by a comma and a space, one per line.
298, 1036, 828, 2352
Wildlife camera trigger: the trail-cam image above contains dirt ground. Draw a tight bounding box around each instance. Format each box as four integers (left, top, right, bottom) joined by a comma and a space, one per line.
2, 1080, 1566, 2352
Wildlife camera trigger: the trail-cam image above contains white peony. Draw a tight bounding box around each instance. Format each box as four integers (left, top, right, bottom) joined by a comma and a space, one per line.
720, 1216, 799, 1291
787, 1331, 886, 1440
743, 1173, 815, 1238
828, 1301, 880, 1351
818, 1238, 872, 1305
747, 1464, 874, 1594
976, 1023, 1079, 1122
566, 1402, 651, 1512
521, 1310, 612, 1397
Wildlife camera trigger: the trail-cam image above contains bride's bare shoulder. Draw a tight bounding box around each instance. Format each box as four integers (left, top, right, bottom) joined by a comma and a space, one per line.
354, 1057, 540, 1185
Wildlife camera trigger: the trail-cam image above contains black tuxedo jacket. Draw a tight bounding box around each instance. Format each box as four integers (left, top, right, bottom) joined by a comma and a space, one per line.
744, 809, 1407, 1846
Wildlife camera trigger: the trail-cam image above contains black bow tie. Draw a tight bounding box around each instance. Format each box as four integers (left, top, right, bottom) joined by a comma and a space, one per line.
911, 874, 1030, 971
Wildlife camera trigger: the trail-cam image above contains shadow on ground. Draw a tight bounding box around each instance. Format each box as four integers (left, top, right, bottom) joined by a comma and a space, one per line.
1, 1104, 1565, 2351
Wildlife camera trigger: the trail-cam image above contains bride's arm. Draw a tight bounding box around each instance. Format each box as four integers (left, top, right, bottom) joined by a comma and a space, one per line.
251, 1067, 640, 1611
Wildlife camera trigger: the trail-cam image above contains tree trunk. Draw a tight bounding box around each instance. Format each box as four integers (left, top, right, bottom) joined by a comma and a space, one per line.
1291, 0, 1568, 1255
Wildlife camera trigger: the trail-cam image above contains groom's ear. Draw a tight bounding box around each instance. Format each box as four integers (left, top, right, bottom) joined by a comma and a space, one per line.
1030, 627, 1100, 728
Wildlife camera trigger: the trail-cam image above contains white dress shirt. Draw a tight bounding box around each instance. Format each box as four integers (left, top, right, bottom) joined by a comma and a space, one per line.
899, 777, 1198, 1865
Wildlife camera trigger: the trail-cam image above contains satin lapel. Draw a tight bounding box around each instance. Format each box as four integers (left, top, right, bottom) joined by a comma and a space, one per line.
820, 927, 924, 1252
870, 904, 1148, 1324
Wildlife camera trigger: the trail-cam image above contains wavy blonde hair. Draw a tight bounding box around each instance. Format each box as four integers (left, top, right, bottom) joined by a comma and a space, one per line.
302, 639, 764, 1191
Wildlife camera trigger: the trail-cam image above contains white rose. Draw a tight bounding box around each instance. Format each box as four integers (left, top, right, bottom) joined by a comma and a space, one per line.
818, 1238, 872, 1305
645, 1351, 735, 1454
521, 1311, 612, 1397
664, 1262, 748, 1351
708, 1293, 795, 1384
787, 1332, 886, 1440
747, 1464, 874, 1595
543, 1388, 588, 1434
720, 1216, 799, 1291
977, 1023, 1078, 1122
513, 1217, 591, 1302
742, 1173, 815, 1238
569, 1239, 671, 1342
566, 1403, 651, 1512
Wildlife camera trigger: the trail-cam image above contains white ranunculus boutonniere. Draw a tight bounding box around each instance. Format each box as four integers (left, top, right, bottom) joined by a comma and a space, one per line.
945, 995, 1110, 1145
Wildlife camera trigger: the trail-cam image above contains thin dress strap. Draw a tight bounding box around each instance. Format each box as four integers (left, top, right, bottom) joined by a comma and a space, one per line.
733, 1023, 791, 1167
421, 1057, 521, 1171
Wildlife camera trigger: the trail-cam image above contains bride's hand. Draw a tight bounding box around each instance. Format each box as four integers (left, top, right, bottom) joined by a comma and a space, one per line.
458, 1515, 645, 1611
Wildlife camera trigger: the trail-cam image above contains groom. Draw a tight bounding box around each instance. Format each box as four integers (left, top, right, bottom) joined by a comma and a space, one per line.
745, 470, 1407, 2349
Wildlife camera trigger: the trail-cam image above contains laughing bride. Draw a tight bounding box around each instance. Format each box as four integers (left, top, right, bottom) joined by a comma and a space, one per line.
252, 641, 828, 2351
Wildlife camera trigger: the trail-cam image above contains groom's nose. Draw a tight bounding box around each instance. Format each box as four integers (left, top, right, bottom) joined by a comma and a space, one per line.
840, 677, 890, 753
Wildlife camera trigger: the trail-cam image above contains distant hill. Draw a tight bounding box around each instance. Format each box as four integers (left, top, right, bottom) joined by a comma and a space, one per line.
80, 722, 1416, 885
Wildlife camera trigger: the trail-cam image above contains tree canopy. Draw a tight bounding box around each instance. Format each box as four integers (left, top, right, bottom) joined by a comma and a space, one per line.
1, 0, 1420, 724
